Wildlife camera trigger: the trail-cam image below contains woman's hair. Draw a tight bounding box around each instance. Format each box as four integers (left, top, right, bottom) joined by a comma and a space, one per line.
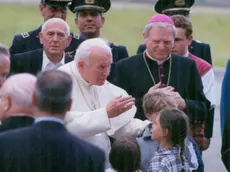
109, 136, 141, 172
159, 108, 189, 171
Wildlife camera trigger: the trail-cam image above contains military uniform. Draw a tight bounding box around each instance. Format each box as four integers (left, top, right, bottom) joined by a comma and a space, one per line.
69, 0, 129, 83
9, 0, 85, 57
10, 26, 84, 58
137, 0, 213, 65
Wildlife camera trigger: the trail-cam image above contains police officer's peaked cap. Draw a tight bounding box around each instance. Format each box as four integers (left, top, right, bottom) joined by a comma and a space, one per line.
41, 0, 72, 7
68, 0, 111, 13
155, 0, 194, 14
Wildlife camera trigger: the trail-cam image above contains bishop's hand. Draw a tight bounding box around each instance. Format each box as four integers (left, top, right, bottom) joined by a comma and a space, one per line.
166, 91, 186, 110
106, 96, 135, 118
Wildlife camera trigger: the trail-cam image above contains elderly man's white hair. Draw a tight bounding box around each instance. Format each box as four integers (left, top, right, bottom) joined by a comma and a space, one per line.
0, 73, 36, 107
41, 18, 70, 36
74, 38, 112, 63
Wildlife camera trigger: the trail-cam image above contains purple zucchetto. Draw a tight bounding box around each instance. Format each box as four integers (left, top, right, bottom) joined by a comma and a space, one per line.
147, 14, 175, 26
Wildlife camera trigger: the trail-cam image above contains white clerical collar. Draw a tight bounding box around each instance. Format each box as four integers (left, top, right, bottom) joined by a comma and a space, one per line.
42, 51, 65, 71
183, 50, 189, 58
146, 50, 170, 65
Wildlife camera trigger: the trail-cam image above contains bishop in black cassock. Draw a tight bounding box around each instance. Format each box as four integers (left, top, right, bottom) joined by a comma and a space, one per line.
114, 14, 210, 129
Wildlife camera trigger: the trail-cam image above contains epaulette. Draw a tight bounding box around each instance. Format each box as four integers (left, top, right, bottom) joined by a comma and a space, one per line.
195, 40, 202, 43
112, 42, 119, 47
21, 32, 29, 38
73, 34, 80, 39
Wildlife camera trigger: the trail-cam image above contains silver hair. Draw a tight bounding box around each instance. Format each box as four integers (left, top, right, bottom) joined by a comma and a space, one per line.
41, 18, 70, 36
0, 73, 36, 107
74, 38, 112, 63
143, 22, 177, 39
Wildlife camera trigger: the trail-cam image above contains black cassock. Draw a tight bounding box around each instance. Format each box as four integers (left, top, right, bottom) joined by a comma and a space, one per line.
115, 53, 210, 122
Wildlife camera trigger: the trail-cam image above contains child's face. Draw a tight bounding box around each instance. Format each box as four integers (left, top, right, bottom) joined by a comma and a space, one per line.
151, 115, 166, 143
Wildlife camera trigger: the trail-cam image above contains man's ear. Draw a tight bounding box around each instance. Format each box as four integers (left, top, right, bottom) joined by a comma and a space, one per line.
39, 3, 45, 17
100, 16, 105, 28
66, 99, 72, 111
32, 92, 37, 107
77, 61, 84, 72
66, 35, 72, 47
188, 35, 193, 46
39, 32, 43, 44
3, 96, 11, 112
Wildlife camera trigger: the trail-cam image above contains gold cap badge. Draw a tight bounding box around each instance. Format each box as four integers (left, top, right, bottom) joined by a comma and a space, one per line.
85, 0, 94, 4
174, 0, 186, 6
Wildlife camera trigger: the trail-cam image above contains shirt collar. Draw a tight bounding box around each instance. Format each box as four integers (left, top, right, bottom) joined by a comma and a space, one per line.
42, 50, 65, 71
183, 50, 189, 57
34, 116, 64, 125
146, 50, 170, 65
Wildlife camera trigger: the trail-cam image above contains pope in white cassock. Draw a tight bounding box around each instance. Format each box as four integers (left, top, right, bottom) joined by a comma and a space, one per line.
59, 38, 148, 168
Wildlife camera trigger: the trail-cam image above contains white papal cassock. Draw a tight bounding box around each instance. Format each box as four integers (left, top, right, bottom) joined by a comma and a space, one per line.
59, 61, 146, 168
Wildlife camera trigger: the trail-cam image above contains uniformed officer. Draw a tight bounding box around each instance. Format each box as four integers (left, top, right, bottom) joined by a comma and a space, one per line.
68, 0, 129, 83
137, 0, 213, 65
10, 0, 84, 57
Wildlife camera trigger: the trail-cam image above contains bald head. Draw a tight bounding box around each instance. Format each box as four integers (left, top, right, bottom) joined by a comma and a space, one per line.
0, 73, 36, 119
0, 43, 10, 88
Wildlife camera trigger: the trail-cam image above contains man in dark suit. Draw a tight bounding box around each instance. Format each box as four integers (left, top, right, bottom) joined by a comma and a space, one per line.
115, 14, 210, 141
10, 18, 73, 75
136, 0, 213, 65
68, 0, 129, 83
10, 0, 84, 58
0, 70, 105, 172
0, 74, 36, 132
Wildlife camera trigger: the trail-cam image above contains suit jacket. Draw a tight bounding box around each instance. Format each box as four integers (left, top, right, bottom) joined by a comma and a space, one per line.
136, 40, 212, 65
10, 49, 73, 75
0, 120, 105, 172
9, 26, 84, 58
220, 59, 230, 136
0, 116, 34, 132
221, 111, 230, 171
115, 53, 210, 121
107, 42, 129, 83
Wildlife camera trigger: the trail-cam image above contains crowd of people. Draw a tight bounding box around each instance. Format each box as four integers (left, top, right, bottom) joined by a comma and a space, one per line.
0, 0, 230, 171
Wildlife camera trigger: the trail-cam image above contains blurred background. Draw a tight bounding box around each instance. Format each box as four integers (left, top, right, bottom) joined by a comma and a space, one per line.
0, 0, 229, 171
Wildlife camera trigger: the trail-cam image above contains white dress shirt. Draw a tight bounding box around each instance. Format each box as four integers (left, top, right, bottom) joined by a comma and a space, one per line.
42, 51, 65, 71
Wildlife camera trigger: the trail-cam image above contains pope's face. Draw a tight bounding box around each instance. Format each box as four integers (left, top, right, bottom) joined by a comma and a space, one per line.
78, 47, 112, 86
144, 26, 174, 61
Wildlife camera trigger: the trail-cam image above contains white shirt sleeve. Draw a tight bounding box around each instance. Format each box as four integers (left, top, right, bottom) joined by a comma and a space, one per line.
201, 69, 216, 106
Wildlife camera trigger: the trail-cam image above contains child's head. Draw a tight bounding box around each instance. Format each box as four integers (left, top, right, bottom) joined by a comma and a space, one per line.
142, 89, 178, 122
109, 136, 141, 172
151, 108, 189, 147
